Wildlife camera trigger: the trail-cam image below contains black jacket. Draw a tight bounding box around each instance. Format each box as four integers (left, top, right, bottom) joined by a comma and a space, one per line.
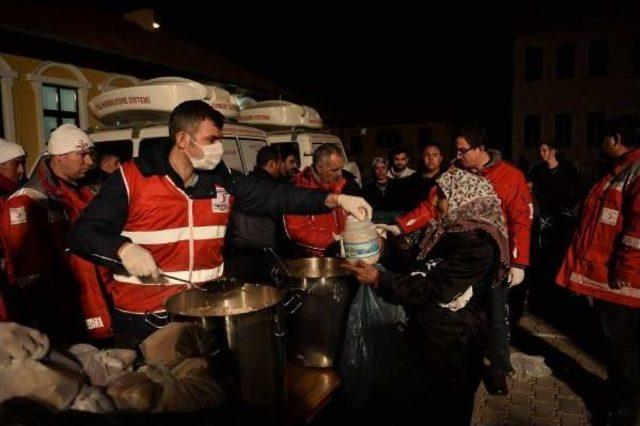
377, 230, 499, 423
362, 179, 400, 211
377, 229, 498, 317
528, 160, 581, 216
393, 171, 441, 213
67, 141, 331, 265
227, 168, 281, 251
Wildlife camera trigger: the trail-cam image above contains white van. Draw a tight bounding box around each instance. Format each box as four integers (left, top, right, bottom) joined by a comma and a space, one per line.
238, 100, 362, 185
88, 123, 268, 175
87, 77, 268, 174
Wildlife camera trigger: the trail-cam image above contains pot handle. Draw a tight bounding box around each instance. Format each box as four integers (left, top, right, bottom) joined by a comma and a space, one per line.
274, 315, 286, 338
270, 266, 283, 286
283, 293, 303, 315
144, 311, 169, 329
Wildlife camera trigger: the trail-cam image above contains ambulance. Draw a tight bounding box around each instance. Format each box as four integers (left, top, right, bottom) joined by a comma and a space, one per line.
238, 100, 362, 185
87, 77, 268, 174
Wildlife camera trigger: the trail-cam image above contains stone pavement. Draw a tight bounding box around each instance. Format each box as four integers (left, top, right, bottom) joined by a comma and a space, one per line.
472, 313, 608, 425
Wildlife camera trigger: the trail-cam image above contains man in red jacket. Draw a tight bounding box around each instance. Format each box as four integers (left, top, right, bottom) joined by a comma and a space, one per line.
0, 139, 27, 322
285, 144, 348, 256
1, 124, 112, 342
557, 116, 640, 424
382, 124, 533, 394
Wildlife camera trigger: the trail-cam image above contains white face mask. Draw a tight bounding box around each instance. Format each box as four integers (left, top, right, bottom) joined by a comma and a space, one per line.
187, 139, 224, 170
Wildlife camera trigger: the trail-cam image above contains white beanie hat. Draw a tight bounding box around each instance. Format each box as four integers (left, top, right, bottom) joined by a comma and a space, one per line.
47, 124, 93, 155
0, 138, 26, 164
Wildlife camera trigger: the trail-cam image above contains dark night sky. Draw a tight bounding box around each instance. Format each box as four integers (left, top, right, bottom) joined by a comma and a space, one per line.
92, 0, 639, 144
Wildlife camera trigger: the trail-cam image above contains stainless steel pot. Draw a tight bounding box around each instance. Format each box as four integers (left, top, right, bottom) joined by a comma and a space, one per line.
273, 257, 356, 368
165, 279, 285, 419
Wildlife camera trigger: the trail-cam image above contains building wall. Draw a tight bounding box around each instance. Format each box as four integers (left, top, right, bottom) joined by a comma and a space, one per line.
512, 19, 640, 177
341, 122, 452, 181
1, 52, 138, 168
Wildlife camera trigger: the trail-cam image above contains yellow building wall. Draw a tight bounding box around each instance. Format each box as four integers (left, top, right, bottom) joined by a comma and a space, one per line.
1, 52, 137, 168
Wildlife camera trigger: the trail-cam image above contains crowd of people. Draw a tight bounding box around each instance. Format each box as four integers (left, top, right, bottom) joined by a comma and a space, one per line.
0, 101, 638, 424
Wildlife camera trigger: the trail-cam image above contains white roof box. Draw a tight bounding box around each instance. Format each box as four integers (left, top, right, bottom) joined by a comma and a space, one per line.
238, 100, 322, 129
206, 85, 240, 119
89, 77, 239, 125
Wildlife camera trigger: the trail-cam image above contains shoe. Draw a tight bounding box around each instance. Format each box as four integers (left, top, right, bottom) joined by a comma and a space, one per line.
483, 369, 509, 396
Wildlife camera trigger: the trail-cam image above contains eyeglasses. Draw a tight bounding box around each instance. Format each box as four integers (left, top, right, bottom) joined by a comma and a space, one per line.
455, 146, 476, 156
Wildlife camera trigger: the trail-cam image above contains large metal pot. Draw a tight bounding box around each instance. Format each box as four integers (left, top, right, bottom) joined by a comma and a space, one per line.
165, 279, 285, 418
274, 257, 356, 368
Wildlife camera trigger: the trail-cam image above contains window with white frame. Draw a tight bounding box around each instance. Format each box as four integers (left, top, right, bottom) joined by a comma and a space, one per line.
26, 61, 90, 152
42, 84, 80, 139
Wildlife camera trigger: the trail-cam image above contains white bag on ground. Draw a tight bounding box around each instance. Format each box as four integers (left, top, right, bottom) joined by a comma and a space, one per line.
0, 358, 84, 409
70, 384, 115, 413
0, 322, 49, 366
106, 371, 163, 412
143, 358, 226, 413
69, 344, 136, 386
510, 352, 553, 382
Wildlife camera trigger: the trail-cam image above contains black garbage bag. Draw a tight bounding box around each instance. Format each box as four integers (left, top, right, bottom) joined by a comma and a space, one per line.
339, 285, 424, 423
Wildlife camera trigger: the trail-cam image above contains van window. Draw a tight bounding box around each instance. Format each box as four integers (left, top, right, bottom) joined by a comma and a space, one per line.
238, 138, 268, 172
93, 140, 133, 163
221, 138, 244, 172
137, 137, 253, 175
312, 142, 345, 158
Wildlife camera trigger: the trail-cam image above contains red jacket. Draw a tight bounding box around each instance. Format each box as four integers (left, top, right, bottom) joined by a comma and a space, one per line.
0, 174, 18, 322
1, 161, 112, 340
556, 149, 640, 307
285, 167, 347, 256
396, 151, 533, 267
108, 162, 232, 314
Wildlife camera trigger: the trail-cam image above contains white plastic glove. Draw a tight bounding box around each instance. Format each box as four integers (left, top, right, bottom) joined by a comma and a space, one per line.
507, 267, 525, 287
336, 195, 373, 221
375, 223, 402, 237
0, 322, 49, 366
119, 243, 160, 279
332, 233, 345, 258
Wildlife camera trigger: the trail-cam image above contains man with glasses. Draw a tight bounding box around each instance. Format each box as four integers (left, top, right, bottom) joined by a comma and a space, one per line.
381, 124, 533, 395
1, 124, 112, 342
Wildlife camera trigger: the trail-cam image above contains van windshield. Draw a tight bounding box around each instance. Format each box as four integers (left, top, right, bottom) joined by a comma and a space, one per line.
239, 138, 268, 172
139, 138, 169, 159
221, 138, 243, 172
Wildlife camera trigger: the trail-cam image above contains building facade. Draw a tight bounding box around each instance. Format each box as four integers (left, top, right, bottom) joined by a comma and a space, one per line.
512, 17, 640, 177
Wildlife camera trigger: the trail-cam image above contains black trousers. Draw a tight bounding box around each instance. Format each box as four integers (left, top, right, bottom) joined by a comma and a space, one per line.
486, 283, 512, 373
410, 307, 486, 425
598, 300, 640, 412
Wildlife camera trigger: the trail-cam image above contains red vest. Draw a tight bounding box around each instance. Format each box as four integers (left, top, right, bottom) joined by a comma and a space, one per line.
111, 162, 233, 313
556, 149, 640, 307
1, 162, 112, 339
284, 167, 346, 256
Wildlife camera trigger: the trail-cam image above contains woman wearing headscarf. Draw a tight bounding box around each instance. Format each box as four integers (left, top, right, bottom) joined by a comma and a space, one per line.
345, 167, 510, 424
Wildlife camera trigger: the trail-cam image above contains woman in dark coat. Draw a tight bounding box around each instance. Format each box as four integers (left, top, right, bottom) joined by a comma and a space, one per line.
345, 167, 510, 424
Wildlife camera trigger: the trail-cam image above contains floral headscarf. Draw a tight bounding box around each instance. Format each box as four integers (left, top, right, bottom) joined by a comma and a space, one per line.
417, 167, 510, 283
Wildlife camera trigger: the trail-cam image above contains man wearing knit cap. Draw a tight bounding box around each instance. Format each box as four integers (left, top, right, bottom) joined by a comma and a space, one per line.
1, 124, 112, 342
0, 139, 26, 208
